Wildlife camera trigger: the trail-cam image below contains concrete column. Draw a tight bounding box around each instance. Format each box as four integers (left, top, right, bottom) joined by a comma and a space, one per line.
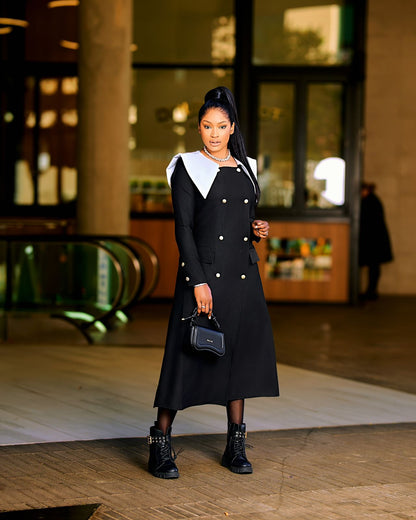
77, 0, 132, 235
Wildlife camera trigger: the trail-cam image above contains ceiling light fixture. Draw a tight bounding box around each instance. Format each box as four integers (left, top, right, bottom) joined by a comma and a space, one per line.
0, 26, 13, 35
48, 0, 79, 7
0, 18, 29, 28
60, 39, 79, 50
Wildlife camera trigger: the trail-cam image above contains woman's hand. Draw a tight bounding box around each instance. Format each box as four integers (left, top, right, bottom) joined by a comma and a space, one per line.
252, 219, 270, 240
194, 284, 213, 318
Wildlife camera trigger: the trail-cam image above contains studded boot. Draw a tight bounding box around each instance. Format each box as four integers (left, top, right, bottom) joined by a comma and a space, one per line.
147, 423, 179, 479
221, 422, 253, 474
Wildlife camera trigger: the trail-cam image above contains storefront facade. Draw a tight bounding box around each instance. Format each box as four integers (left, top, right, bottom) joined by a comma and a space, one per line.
4, 1, 410, 302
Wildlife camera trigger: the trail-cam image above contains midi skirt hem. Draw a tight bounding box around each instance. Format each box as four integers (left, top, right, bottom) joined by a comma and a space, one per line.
154, 389, 279, 412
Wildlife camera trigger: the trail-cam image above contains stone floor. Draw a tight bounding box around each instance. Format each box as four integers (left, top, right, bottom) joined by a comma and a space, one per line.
0, 296, 415, 519
1, 424, 415, 519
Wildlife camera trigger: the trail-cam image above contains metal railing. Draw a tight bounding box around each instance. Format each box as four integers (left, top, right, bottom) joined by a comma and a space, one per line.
0, 235, 159, 344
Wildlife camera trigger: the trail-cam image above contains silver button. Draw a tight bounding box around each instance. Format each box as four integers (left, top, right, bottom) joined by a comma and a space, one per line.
216, 272, 221, 278
185, 276, 190, 282
244, 199, 249, 204
241, 274, 246, 280
219, 235, 224, 241
243, 237, 248, 242
181, 261, 185, 267
236, 167, 241, 172
222, 198, 227, 204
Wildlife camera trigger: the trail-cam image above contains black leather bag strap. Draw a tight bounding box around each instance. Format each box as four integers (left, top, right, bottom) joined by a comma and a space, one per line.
182, 307, 222, 331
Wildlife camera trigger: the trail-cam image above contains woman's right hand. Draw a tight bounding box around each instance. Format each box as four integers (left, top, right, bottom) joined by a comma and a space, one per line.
194, 284, 213, 318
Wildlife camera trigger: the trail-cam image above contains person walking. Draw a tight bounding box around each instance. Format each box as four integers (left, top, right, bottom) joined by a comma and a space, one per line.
148, 86, 279, 479
359, 182, 393, 300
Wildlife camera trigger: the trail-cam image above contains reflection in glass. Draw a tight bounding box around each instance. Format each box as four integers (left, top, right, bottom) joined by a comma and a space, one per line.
15, 77, 36, 205
17, 77, 78, 206
257, 83, 294, 208
305, 83, 344, 208
266, 237, 332, 281
254, 0, 354, 65
133, 0, 234, 65
129, 69, 233, 213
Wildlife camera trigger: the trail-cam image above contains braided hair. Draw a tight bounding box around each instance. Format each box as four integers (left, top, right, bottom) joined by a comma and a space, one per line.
198, 86, 260, 204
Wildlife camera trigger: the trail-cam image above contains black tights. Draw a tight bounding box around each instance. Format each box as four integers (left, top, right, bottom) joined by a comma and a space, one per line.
156, 399, 245, 434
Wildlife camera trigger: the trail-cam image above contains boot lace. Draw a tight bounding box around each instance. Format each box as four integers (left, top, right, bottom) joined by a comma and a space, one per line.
159, 441, 180, 462
232, 435, 246, 458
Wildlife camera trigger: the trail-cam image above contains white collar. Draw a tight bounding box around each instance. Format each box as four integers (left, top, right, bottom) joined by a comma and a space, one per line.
166, 151, 257, 199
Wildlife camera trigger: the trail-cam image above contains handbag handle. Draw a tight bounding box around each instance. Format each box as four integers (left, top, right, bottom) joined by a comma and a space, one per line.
182, 307, 222, 331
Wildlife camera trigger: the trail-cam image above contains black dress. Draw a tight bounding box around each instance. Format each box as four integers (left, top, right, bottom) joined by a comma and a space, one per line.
154, 157, 279, 411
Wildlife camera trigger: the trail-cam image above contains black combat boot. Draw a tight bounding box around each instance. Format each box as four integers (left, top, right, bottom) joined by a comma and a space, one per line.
221, 422, 253, 474
147, 423, 179, 479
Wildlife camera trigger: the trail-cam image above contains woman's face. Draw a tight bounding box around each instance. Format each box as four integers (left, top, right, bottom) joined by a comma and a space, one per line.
199, 107, 234, 157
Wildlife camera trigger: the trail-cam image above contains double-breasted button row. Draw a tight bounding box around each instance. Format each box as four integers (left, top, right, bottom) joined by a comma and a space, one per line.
219, 197, 248, 204
214, 273, 246, 279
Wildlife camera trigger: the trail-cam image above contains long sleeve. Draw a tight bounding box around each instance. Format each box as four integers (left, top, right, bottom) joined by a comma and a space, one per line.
249, 203, 261, 243
171, 159, 207, 287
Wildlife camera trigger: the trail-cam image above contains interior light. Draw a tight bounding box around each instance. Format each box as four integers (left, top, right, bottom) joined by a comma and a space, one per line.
25, 111, 36, 128
61, 77, 78, 95
115, 310, 129, 324
61, 109, 78, 127
4, 112, 14, 123
0, 26, 13, 35
40, 110, 58, 129
38, 152, 51, 171
128, 137, 137, 150
313, 157, 345, 206
0, 18, 29, 28
40, 78, 59, 95
48, 0, 79, 7
128, 105, 137, 125
60, 40, 79, 50
172, 102, 189, 123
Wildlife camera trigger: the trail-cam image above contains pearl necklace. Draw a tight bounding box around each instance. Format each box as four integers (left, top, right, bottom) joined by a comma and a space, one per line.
203, 146, 231, 162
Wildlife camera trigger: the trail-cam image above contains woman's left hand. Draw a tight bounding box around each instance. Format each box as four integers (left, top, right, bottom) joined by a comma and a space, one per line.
252, 219, 270, 239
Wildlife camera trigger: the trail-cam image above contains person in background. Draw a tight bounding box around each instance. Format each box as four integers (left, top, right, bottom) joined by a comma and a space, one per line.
359, 182, 393, 300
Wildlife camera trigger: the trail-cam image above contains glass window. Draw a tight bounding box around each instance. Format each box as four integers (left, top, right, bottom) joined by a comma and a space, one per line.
253, 0, 354, 65
257, 83, 295, 208
15, 77, 78, 207
266, 237, 332, 281
133, 0, 235, 64
15, 77, 36, 206
129, 68, 233, 212
305, 83, 344, 208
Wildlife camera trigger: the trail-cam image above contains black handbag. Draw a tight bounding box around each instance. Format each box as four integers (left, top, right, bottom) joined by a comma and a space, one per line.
182, 307, 225, 357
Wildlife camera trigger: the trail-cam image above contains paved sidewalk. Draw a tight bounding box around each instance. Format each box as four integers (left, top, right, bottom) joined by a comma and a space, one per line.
1, 423, 415, 519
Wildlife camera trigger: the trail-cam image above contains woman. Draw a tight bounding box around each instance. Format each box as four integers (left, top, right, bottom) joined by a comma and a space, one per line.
148, 86, 279, 479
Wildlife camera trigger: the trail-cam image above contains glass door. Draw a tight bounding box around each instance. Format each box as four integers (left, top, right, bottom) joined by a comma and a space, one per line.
257, 83, 295, 208
256, 80, 346, 213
